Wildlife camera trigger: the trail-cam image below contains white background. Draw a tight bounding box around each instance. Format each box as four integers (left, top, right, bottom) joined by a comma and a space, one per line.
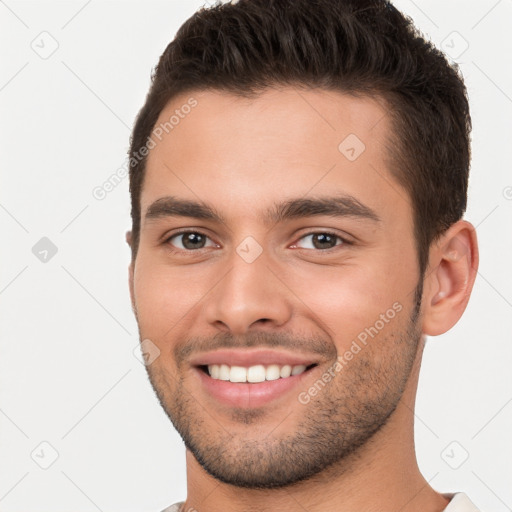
1, 1, 511, 511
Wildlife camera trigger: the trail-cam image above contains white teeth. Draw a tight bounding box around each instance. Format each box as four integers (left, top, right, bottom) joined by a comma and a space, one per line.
265, 364, 281, 381
247, 365, 266, 383
229, 365, 247, 383
208, 365, 220, 379
291, 364, 307, 375
206, 363, 310, 382
280, 365, 292, 378
219, 364, 230, 380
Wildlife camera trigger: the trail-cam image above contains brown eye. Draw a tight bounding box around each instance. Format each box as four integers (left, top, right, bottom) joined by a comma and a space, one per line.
167, 231, 215, 250
295, 232, 345, 250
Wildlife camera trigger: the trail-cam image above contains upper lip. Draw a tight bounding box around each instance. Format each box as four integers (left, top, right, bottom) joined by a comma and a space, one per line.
189, 349, 319, 368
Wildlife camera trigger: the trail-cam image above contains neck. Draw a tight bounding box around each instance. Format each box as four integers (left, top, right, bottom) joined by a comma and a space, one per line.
181, 339, 449, 512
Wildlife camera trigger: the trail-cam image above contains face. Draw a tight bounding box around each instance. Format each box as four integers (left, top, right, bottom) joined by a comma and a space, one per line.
130, 87, 423, 488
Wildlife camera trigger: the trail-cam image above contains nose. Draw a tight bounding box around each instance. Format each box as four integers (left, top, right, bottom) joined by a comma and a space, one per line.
203, 249, 293, 335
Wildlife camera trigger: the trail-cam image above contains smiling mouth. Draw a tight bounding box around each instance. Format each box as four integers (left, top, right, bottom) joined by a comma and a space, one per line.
192, 352, 321, 408
198, 363, 318, 383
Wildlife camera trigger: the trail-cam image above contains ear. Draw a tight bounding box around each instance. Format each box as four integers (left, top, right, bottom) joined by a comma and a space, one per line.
421, 220, 479, 336
126, 231, 136, 312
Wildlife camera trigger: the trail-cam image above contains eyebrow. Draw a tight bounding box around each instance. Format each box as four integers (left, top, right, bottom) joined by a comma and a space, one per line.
144, 194, 381, 226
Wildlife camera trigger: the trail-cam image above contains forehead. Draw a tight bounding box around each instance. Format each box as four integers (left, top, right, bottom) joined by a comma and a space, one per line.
141, 86, 409, 225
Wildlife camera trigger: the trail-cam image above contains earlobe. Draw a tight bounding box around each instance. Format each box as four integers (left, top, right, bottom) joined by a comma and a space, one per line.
422, 221, 479, 336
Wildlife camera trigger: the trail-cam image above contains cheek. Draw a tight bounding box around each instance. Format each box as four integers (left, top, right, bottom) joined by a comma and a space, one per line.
132, 259, 202, 338
286, 258, 413, 346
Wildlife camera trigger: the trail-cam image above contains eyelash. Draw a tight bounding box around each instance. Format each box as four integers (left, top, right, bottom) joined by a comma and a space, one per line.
163, 229, 352, 253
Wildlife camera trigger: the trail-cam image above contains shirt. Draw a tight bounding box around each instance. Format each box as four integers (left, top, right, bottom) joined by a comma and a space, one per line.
161, 491, 481, 512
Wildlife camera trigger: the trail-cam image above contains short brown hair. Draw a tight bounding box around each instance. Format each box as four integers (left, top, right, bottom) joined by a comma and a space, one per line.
128, 0, 471, 276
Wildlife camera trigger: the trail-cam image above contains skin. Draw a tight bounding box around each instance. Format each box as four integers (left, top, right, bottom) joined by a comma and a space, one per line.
127, 86, 479, 512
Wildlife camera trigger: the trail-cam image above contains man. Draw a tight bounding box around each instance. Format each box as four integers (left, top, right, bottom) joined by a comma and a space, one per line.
126, 0, 480, 510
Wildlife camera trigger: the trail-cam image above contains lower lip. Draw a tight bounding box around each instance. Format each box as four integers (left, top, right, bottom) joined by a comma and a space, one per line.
195, 367, 315, 408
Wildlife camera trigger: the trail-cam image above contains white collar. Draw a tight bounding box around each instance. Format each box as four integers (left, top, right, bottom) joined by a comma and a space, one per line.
442, 492, 481, 511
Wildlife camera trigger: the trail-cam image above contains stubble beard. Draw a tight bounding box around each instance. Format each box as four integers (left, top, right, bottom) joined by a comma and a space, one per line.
143, 294, 423, 489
